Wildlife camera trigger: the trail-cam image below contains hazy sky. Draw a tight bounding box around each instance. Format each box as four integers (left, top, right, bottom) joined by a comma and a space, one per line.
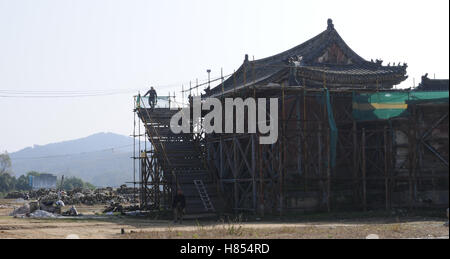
1, 0, 449, 152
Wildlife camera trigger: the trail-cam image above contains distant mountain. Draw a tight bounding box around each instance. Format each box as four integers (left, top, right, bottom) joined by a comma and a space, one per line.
10, 132, 146, 187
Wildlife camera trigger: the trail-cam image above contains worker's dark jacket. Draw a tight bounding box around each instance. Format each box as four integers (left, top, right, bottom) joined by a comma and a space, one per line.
145, 89, 157, 99
172, 194, 186, 209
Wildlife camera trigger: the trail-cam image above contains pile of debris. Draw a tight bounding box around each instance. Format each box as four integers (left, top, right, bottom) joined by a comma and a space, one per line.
5, 191, 25, 199
6, 185, 142, 218
62, 206, 79, 216
10, 200, 65, 217
5, 185, 138, 206
9, 203, 31, 216
116, 185, 136, 195
103, 203, 140, 214
9, 197, 83, 218
29, 210, 58, 219
9, 197, 146, 218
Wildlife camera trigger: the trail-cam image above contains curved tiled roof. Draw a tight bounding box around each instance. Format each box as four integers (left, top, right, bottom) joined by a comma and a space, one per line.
208, 19, 408, 96
416, 74, 449, 91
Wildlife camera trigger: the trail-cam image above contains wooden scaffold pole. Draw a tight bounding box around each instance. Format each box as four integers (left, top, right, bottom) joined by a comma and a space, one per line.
362, 128, 367, 211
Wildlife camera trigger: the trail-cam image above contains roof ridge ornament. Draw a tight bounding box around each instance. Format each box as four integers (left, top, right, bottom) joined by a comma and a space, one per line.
376, 59, 383, 67
287, 56, 304, 67
244, 54, 249, 63
327, 19, 334, 30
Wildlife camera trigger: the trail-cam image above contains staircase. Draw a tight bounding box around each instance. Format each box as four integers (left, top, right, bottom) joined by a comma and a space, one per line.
137, 107, 221, 215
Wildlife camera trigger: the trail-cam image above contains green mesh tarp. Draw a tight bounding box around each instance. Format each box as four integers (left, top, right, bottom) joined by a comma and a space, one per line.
136, 95, 171, 108
325, 89, 338, 169
353, 91, 449, 121
408, 91, 449, 105
313, 90, 338, 169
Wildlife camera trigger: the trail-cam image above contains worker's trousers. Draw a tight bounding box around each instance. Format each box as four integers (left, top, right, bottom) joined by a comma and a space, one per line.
173, 205, 184, 223
148, 98, 156, 109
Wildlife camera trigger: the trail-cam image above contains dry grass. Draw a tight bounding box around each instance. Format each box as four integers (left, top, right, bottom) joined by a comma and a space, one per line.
0, 199, 448, 239
120, 221, 449, 239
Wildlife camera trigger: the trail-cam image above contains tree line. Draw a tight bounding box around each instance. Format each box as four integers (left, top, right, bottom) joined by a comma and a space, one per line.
0, 152, 95, 195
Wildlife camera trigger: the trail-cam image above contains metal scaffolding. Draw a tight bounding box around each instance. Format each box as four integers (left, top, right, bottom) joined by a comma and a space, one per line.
203, 85, 449, 215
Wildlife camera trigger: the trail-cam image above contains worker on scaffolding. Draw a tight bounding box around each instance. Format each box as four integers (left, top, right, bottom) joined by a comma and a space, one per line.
172, 189, 186, 224
144, 86, 158, 109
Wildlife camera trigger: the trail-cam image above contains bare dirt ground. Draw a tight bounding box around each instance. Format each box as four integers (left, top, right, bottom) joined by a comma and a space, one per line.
0, 199, 448, 239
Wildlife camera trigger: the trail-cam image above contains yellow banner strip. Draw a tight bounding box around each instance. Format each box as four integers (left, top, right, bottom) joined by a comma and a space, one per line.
353, 103, 408, 110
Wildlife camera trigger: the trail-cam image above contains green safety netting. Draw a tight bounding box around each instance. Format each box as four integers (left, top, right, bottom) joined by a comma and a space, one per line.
352, 91, 449, 121
311, 90, 338, 169
317, 89, 338, 168
325, 89, 338, 169
136, 95, 171, 108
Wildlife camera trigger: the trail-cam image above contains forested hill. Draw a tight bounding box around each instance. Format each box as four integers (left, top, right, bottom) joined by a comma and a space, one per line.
9, 132, 145, 187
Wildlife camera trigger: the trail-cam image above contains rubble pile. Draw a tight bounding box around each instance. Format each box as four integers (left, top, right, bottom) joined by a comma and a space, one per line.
5, 185, 141, 218
29, 210, 58, 219
116, 185, 136, 195
62, 206, 79, 216
5, 191, 25, 199
29, 189, 53, 199
103, 202, 124, 213
103, 202, 140, 214
9, 203, 30, 216
5, 185, 138, 206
